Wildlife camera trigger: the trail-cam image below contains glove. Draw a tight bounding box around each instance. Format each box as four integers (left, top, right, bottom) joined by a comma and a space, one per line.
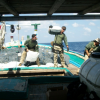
67, 47, 69, 52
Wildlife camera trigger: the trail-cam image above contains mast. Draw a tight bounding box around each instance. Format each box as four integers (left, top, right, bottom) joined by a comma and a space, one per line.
31, 24, 40, 40
16, 22, 21, 47
0, 21, 6, 49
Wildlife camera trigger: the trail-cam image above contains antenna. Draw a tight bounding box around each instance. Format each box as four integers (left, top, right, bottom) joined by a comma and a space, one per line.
6, 22, 40, 43
31, 24, 40, 40
16, 22, 21, 47
31, 23, 40, 34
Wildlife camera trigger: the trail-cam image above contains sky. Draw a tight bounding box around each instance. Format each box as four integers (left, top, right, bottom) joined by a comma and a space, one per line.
3, 13, 100, 43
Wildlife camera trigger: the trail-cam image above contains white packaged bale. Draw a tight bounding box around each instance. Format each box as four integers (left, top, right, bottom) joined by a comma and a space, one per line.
49, 26, 62, 33
26, 50, 39, 62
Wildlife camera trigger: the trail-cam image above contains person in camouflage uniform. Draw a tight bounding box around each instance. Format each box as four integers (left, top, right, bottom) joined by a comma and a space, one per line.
49, 26, 69, 68
84, 38, 100, 61
18, 34, 40, 66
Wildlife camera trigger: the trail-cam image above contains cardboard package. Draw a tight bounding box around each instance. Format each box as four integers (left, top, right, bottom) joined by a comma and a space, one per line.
46, 86, 68, 100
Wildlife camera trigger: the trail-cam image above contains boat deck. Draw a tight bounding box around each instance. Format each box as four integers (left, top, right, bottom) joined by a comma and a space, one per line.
0, 64, 79, 78
67, 64, 79, 75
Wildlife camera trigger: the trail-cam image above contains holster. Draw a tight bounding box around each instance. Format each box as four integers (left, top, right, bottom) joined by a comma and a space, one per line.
51, 47, 54, 52
53, 43, 63, 48
52, 45, 63, 54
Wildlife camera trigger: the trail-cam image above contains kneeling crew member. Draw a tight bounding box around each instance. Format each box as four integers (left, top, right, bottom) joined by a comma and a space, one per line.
18, 34, 40, 66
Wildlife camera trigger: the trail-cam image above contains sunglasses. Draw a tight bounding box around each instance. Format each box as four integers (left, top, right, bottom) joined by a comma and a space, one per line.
63, 29, 66, 30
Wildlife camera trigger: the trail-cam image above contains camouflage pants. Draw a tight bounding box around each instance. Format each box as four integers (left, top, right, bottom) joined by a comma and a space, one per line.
20, 50, 40, 66
54, 45, 67, 67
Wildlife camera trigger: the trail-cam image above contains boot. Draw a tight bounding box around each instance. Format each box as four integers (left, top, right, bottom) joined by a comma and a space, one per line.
36, 58, 40, 66
18, 63, 22, 66
59, 65, 63, 67
54, 64, 58, 67
24, 61, 30, 67
62, 65, 67, 68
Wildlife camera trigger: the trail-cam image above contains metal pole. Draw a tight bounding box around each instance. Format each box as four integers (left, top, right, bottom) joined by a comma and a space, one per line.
18, 22, 19, 46
16, 22, 21, 47
18, 27, 19, 46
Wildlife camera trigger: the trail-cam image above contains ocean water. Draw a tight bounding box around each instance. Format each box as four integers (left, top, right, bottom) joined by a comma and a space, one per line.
40, 41, 89, 54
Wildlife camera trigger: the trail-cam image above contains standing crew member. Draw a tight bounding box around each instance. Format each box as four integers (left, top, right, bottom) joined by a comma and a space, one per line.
18, 34, 40, 66
84, 38, 100, 61
49, 26, 69, 68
